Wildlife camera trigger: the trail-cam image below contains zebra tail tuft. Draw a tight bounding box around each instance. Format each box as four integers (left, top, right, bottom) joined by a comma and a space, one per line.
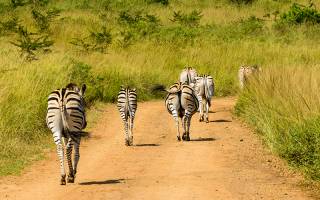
151, 84, 166, 93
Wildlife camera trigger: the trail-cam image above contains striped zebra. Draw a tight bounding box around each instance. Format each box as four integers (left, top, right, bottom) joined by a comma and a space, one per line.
179, 67, 198, 89
195, 75, 214, 123
117, 87, 137, 146
46, 83, 87, 185
238, 65, 260, 89
165, 82, 199, 141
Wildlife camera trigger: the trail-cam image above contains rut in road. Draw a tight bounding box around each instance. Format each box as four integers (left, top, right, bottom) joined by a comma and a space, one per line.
0, 98, 315, 200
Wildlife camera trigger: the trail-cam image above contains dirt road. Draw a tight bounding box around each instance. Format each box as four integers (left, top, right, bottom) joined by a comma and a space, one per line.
0, 98, 315, 199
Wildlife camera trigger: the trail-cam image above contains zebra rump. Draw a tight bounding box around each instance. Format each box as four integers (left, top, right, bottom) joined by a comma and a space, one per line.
165, 82, 199, 141
179, 67, 198, 88
46, 83, 87, 185
117, 86, 137, 146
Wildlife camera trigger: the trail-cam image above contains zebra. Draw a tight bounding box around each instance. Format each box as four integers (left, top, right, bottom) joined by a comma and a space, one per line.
46, 83, 87, 185
238, 65, 260, 89
165, 82, 199, 141
195, 75, 214, 123
117, 86, 137, 146
179, 67, 198, 89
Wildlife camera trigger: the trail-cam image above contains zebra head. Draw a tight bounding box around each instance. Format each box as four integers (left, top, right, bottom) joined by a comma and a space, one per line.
65, 83, 86, 96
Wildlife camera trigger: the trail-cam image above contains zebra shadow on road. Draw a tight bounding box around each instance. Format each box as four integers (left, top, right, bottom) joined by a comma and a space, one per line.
134, 143, 160, 147
209, 119, 232, 123
190, 137, 216, 142
79, 179, 126, 185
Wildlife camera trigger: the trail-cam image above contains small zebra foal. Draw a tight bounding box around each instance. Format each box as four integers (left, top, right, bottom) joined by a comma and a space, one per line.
46, 83, 87, 185
117, 86, 137, 146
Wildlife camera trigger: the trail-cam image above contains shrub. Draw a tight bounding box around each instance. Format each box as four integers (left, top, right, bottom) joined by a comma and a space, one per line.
118, 10, 161, 37
279, 2, 320, 25
67, 61, 106, 104
238, 16, 264, 35
171, 10, 202, 27
229, 0, 255, 5
0, 17, 20, 36
70, 26, 112, 53
146, 0, 169, 5
11, 25, 54, 61
32, 9, 60, 32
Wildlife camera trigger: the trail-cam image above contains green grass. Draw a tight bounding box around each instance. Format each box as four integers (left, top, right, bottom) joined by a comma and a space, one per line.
0, 0, 320, 177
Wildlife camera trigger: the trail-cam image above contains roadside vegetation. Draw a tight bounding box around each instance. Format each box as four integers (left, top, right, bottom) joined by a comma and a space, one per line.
0, 0, 320, 180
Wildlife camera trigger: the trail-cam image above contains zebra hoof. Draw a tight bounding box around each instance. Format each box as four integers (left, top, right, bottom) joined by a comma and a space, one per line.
125, 140, 130, 146
60, 175, 66, 185
67, 175, 75, 183
186, 135, 190, 141
177, 136, 181, 141
206, 119, 209, 123
182, 133, 187, 141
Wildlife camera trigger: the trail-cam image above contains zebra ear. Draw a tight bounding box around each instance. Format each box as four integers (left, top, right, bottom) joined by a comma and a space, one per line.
132, 88, 136, 92
81, 84, 87, 95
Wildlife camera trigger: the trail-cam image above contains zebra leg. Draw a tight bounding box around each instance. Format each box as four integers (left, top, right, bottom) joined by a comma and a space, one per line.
198, 96, 204, 122
66, 138, 75, 183
53, 133, 66, 185
182, 115, 188, 141
205, 101, 210, 123
73, 137, 81, 182
129, 117, 134, 146
124, 121, 130, 146
186, 116, 191, 141
175, 116, 181, 141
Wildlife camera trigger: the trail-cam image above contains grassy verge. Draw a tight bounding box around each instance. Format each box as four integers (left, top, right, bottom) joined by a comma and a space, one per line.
235, 67, 320, 180
0, 0, 320, 176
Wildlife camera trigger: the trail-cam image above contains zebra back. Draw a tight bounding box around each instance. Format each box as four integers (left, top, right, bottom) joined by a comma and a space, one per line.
46, 84, 86, 140
179, 67, 198, 86
181, 83, 199, 114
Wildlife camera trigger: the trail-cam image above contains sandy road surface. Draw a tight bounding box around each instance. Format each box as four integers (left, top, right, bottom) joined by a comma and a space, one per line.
0, 98, 315, 200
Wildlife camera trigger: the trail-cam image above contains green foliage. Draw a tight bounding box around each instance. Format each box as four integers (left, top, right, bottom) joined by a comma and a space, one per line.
146, 0, 169, 5
238, 16, 265, 35
11, 26, 54, 60
0, 16, 20, 36
171, 10, 202, 27
279, 2, 320, 24
67, 62, 106, 104
70, 26, 112, 53
118, 10, 161, 38
229, 0, 255, 5
31, 8, 60, 31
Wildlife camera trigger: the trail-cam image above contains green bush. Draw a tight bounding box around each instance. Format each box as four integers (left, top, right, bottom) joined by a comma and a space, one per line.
279, 2, 320, 25
32, 8, 60, 32
70, 26, 112, 53
171, 10, 202, 27
118, 10, 160, 38
0, 16, 20, 36
11, 25, 54, 60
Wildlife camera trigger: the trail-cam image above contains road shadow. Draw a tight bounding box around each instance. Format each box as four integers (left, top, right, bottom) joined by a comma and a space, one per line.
209, 119, 232, 123
79, 179, 125, 185
135, 144, 160, 147
190, 137, 216, 142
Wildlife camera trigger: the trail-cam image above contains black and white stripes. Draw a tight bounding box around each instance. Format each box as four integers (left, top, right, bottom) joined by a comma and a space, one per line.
46, 83, 86, 185
117, 87, 137, 146
195, 75, 214, 123
165, 82, 199, 141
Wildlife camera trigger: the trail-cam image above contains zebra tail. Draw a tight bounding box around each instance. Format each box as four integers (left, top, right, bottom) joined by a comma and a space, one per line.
151, 84, 166, 93
204, 78, 211, 107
